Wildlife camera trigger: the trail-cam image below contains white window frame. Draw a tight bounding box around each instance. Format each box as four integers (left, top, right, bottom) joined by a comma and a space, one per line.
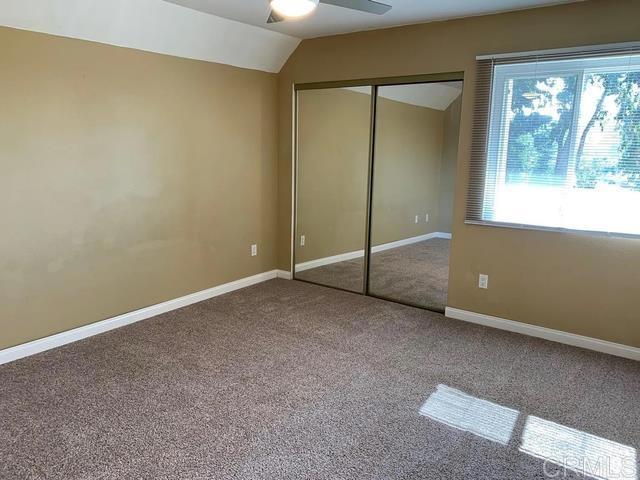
482, 53, 640, 236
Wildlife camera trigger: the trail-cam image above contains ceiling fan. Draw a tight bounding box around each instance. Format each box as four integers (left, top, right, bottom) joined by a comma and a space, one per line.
267, 0, 392, 23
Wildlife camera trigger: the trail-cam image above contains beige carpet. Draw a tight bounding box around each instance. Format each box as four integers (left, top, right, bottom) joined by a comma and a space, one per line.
296, 238, 450, 311
1, 279, 638, 479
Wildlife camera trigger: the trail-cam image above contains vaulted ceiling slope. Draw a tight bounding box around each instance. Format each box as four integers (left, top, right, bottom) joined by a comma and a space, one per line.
0, 0, 300, 73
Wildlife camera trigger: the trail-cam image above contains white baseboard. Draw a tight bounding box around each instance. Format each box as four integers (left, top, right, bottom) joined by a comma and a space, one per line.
371, 232, 451, 253
295, 232, 451, 272
295, 249, 364, 272
276, 270, 292, 280
0, 269, 282, 366
445, 307, 640, 361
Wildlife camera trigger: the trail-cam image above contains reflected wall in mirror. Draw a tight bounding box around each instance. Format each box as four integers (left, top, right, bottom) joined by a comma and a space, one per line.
369, 81, 463, 311
294, 87, 372, 293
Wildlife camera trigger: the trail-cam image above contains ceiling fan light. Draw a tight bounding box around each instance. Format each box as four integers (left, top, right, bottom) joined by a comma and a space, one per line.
270, 0, 319, 18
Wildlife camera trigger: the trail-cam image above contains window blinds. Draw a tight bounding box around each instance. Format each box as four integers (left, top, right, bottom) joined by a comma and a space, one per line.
467, 43, 640, 236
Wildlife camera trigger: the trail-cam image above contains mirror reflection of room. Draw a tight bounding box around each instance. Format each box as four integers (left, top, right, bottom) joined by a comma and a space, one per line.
294, 86, 372, 293
368, 81, 463, 311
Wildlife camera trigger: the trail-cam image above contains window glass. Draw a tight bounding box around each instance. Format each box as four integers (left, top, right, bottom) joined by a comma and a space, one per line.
484, 54, 640, 235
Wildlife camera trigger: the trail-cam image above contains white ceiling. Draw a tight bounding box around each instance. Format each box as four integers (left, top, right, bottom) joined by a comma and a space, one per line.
164, 0, 582, 39
0, 0, 300, 73
345, 82, 463, 111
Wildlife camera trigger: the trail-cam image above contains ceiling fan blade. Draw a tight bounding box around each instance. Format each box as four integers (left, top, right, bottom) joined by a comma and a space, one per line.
267, 9, 286, 23
319, 0, 392, 15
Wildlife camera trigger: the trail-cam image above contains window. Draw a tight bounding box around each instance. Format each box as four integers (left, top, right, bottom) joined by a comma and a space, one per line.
468, 45, 640, 236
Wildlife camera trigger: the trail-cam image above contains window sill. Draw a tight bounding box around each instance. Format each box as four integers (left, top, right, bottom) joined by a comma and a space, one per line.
463, 220, 640, 240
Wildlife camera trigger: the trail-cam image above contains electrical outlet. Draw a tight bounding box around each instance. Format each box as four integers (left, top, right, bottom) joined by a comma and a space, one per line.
251, 244, 258, 257
300, 235, 305, 247
425, 214, 430, 223
415, 215, 419, 224
479, 274, 489, 289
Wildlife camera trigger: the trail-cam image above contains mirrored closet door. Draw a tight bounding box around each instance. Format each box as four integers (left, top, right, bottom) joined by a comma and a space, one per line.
294, 86, 373, 293
294, 76, 463, 313
368, 81, 462, 311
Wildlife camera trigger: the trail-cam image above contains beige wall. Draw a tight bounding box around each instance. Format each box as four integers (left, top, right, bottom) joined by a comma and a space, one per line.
277, 0, 640, 348
296, 87, 449, 263
0, 27, 279, 350
371, 96, 444, 246
437, 95, 462, 233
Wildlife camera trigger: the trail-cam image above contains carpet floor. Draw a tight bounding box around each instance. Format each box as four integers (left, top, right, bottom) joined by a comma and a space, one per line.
296, 238, 450, 311
1, 279, 638, 479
